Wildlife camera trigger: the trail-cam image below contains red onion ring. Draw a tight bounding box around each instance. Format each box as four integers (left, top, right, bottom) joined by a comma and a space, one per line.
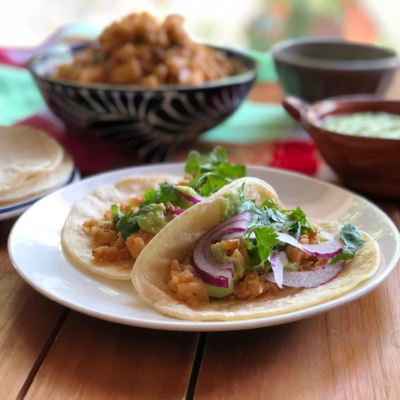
276, 232, 343, 258
191, 212, 251, 288
176, 188, 205, 204
266, 260, 345, 288
269, 251, 287, 289
172, 209, 185, 216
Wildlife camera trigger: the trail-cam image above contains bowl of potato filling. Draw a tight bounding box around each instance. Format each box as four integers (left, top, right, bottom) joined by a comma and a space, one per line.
28, 13, 258, 161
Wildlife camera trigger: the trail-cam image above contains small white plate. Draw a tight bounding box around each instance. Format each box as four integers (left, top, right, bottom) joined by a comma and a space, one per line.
0, 169, 80, 221
8, 164, 400, 331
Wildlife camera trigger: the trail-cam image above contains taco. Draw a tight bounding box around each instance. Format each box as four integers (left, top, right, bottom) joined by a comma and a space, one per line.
61, 147, 254, 280
131, 178, 380, 321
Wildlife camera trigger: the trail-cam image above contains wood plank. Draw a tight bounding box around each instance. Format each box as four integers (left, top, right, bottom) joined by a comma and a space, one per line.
194, 204, 400, 400
0, 216, 68, 399
0, 270, 67, 399
0, 218, 17, 271
26, 312, 199, 400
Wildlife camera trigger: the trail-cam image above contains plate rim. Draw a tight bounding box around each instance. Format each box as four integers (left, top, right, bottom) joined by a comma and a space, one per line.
8, 164, 400, 331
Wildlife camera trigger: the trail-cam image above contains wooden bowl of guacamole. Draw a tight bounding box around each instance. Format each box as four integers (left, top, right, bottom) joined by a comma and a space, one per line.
283, 95, 400, 198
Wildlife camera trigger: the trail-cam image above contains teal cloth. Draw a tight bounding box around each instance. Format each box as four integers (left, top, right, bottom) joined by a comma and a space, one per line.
0, 65, 292, 143
202, 101, 295, 143
247, 49, 278, 83
0, 66, 45, 125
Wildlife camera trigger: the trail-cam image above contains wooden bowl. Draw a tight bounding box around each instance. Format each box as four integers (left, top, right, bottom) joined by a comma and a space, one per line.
273, 39, 399, 102
283, 95, 400, 198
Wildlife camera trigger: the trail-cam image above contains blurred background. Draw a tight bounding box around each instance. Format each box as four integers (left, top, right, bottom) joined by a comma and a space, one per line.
0, 0, 398, 51
1, 0, 399, 177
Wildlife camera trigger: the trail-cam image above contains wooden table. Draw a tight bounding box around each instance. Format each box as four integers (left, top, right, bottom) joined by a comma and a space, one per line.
2, 85, 400, 400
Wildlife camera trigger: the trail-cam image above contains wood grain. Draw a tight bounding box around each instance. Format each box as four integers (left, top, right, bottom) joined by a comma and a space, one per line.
0, 264, 66, 399
194, 205, 400, 400
26, 312, 199, 400
0, 218, 16, 271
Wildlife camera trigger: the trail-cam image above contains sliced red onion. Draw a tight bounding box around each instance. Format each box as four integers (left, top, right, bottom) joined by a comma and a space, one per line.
269, 251, 288, 289
219, 214, 252, 240
176, 188, 205, 204
191, 212, 251, 288
276, 232, 343, 259
172, 209, 185, 216
266, 260, 345, 288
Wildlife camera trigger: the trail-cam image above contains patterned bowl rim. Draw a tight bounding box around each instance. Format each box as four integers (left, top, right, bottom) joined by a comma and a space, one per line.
28, 43, 259, 92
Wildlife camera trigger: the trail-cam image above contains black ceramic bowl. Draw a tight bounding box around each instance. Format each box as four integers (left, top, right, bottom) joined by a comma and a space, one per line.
272, 38, 399, 103
29, 44, 258, 161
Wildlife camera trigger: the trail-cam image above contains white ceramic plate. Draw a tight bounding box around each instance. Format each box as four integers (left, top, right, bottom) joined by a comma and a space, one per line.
0, 168, 80, 221
8, 164, 400, 331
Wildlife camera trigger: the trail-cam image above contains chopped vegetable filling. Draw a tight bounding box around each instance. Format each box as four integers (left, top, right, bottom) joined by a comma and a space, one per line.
166, 186, 365, 308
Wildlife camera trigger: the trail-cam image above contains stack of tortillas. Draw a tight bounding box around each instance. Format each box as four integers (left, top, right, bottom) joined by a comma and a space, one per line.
0, 126, 74, 205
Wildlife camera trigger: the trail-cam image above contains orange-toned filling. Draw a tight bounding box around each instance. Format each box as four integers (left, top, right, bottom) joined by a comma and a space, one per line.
167, 230, 324, 308
54, 13, 243, 86
83, 195, 154, 267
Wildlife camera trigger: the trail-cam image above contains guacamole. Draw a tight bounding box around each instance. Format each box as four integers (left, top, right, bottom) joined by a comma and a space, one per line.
205, 243, 246, 298
220, 190, 242, 219
176, 185, 201, 209
138, 203, 167, 234
321, 112, 400, 139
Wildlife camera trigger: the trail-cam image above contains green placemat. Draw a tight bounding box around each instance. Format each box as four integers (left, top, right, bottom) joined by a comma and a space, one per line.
0, 66, 44, 125
201, 100, 295, 143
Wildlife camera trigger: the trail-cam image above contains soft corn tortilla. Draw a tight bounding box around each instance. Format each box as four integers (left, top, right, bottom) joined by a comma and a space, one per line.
0, 152, 74, 204
62, 174, 180, 280
132, 178, 380, 321
0, 125, 64, 192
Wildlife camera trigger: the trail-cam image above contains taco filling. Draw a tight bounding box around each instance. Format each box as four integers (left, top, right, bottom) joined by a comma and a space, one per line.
165, 187, 366, 309
83, 147, 246, 266
63, 147, 248, 279
132, 178, 379, 321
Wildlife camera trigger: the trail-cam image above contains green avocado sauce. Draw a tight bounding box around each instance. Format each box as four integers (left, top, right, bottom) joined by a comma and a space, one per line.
138, 203, 167, 234
220, 190, 241, 219
175, 185, 200, 209
204, 243, 246, 298
320, 112, 400, 139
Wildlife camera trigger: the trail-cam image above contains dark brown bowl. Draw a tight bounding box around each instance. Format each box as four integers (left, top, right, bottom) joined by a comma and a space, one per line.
273, 39, 399, 102
283, 95, 400, 198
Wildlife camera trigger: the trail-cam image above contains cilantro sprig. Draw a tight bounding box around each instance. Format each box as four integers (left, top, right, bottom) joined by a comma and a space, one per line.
235, 187, 315, 240
140, 183, 181, 207
232, 185, 364, 270
244, 225, 280, 270
330, 224, 365, 264
112, 183, 180, 239
113, 147, 245, 239
186, 147, 245, 196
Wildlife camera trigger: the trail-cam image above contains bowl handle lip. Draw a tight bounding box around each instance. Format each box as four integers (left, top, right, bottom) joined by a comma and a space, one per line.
282, 96, 311, 128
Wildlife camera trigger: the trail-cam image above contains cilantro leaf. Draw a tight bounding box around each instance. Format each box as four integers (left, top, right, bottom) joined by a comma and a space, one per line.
285, 207, 315, 235
113, 183, 180, 240
141, 183, 180, 207
234, 185, 261, 216
188, 173, 231, 196
330, 224, 365, 264
157, 183, 181, 204
244, 225, 279, 270
116, 210, 138, 240
143, 189, 156, 205
214, 163, 246, 180
261, 197, 279, 210
185, 147, 228, 175
111, 204, 124, 224
185, 147, 245, 196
